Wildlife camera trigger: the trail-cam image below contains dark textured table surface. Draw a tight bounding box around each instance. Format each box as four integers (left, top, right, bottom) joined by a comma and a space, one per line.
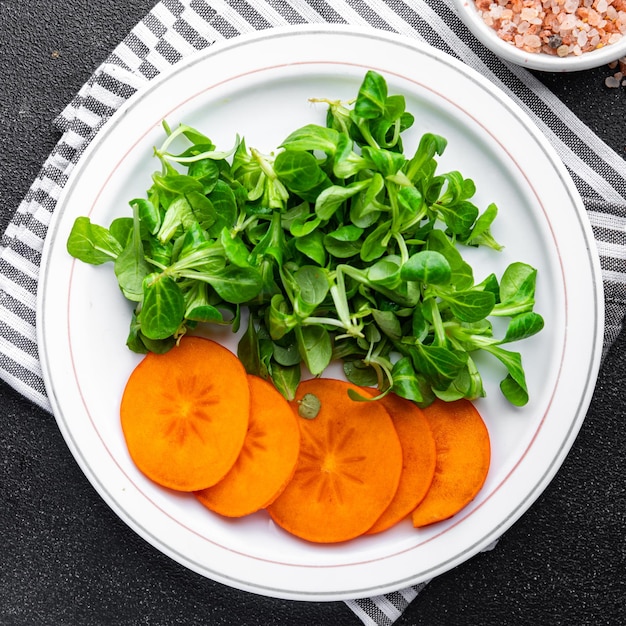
1, 2, 625, 624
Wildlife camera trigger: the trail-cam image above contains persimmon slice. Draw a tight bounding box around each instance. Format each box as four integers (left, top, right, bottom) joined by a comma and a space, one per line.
366, 392, 437, 534
120, 335, 250, 492
195, 375, 301, 517
266, 378, 403, 543
411, 398, 491, 527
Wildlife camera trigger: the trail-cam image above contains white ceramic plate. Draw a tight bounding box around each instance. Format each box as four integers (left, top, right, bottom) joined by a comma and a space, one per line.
38, 26, 603, 601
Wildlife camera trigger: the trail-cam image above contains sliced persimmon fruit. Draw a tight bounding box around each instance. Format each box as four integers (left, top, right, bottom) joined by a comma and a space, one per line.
120, 335, 250, 492
411, 398, 491, 527
366, 392, 437, 534
195, 374, 301, 517
266, 378, 403, 544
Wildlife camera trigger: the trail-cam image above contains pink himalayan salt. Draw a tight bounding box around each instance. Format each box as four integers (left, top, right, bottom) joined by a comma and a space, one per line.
474, 0, 626, 57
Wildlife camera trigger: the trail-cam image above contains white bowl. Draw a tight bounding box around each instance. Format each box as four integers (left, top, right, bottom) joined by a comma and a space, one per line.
452, 0, 626, 71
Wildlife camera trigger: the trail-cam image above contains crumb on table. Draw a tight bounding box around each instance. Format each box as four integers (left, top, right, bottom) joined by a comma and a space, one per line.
605, 55, 626, 85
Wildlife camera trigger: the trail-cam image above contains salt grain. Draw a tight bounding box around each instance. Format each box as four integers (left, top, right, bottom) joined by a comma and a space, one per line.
595, 0, 608, 12
548, 34, 563, 46
524, 33, 543, 47
521, 7, 539, 20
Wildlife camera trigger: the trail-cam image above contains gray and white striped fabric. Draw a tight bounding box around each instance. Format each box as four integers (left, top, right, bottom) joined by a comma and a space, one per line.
1, 0, 625, 624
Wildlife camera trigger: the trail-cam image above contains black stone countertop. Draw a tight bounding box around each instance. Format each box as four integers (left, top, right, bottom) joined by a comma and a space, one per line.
1, 1, 625, 624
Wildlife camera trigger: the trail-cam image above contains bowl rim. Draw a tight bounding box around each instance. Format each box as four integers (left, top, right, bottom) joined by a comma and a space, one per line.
452, 0, 626, 71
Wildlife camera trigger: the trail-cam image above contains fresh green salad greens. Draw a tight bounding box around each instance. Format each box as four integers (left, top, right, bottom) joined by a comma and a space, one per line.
67, 70, 543, 407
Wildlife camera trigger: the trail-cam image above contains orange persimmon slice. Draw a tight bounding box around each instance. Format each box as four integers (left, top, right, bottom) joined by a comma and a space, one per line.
411, 398, 491, 527
266, 378, 403, 544
195, 375, 301, 517
120, 335, 250, 492
366, 392, 437, 534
